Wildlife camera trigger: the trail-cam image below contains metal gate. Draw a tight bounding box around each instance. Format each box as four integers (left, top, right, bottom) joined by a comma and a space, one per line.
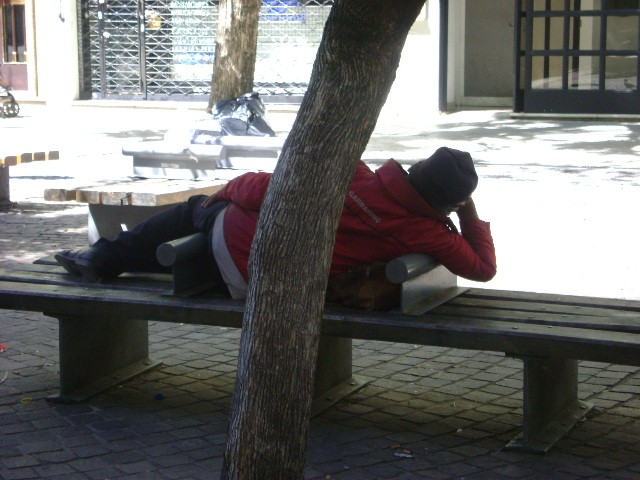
78, 0, 332, 101
515, 0, 640, 114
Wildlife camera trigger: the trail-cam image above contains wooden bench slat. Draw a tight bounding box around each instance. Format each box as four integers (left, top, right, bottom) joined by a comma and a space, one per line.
443, 297, 639, 321
44, 180, 127, 202
0, 280, 244, 327
130, 183, 225, 206
321, 309, 640, 367
0, 267, 173, 294
449, 296, 639, 320
44, 186, 83, 202
434, 304, 640, 333
53, 179, 227, 206
465, 288, 640, 312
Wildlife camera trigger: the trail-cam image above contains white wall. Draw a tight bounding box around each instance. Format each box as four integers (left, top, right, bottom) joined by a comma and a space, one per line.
33, 0, 80, 105
377, 1, 441, 129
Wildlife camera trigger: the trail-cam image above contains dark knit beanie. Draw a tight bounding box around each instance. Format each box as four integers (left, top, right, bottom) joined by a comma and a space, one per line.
407, 147, 478, 208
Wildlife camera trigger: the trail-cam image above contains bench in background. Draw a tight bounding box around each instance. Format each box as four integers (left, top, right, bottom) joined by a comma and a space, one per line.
1, 151, 60, 206
122, 136, 284, 180
45, 178, 227, 244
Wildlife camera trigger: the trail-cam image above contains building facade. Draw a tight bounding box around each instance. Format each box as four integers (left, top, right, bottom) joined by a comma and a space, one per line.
2, 0, 639, 115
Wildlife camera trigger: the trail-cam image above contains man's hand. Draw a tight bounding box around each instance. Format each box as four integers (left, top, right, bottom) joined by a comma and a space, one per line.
455, 197, 479, 221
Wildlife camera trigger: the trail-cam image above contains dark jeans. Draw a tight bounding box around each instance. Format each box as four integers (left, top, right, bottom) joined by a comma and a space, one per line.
94, 195, 230, 289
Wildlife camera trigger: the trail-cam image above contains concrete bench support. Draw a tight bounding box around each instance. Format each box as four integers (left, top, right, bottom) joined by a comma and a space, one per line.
48, 312, 361, 416
49, 314, 161, 403
0, 165, 9, 206
313, 336, 365, 416
506, 356, 593, 453
88, 204, 174, 244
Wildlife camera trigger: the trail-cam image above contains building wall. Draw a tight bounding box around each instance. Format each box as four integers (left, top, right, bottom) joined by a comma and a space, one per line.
29, 0, 442, 116
20, 0, 503, 115
378, 1, 441, 126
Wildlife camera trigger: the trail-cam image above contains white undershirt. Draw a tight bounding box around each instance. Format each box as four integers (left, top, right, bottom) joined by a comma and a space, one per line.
211, 207, 248, 300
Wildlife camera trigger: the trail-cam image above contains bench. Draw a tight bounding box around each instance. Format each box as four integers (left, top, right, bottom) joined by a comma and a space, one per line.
122, 136, 284, 180
0, 151, 60, 206
44, 178, 227, 244
1, 255, 640, 454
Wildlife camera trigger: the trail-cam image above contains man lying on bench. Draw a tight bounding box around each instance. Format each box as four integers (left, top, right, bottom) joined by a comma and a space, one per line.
55, 147, 497, 301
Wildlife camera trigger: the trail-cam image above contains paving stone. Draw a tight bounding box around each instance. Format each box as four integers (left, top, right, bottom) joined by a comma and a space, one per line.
150, 451, 193, 468
335, 403, 376, 415
115, 460, 157, 475
613, 384, 640, 395
83, 466, 123, 479
0, 421, 34, 435
2, 455, 40, 469
34, 450, 78, 464
33, 462, 77, 477
0, 466, 40, 479
18, 440, 64, 455
30, 417, 72, 430
437, 461, 481, 477
363, 461, 411, 478
555, 462, 604, 477
135, 431, 179, 446
187, 446, 221, 462
173, 437, 213, 452
65, 444, 111, 459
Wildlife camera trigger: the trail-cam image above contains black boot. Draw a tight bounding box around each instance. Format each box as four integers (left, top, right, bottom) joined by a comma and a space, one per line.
54, 248, 120, 282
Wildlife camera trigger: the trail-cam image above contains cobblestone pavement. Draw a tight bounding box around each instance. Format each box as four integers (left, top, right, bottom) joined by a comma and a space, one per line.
1, 105, 640, 479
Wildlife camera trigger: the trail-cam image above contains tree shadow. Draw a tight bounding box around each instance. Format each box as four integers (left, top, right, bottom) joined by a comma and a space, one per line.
370, 112, 640, 165
0, 203, 89, 266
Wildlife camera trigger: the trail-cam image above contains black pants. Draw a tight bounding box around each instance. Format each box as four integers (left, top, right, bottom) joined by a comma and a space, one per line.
94, 195, 230, 290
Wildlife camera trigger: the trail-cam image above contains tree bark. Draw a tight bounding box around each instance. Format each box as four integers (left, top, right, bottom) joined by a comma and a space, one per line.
207, 0, 261, 112
221, 1, 426, 478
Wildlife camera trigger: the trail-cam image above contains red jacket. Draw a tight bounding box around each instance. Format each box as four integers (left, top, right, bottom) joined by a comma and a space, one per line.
214, 160, 496, 282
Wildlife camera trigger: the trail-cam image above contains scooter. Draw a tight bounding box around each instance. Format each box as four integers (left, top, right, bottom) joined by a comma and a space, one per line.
0, 85, 19, 118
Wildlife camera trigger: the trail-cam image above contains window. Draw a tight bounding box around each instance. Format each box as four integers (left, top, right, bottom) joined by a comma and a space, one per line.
2, 0, 27, 63
609, 0, 640, 9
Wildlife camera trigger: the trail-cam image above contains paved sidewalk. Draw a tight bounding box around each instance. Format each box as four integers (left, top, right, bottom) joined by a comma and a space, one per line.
1, 104, 640, 479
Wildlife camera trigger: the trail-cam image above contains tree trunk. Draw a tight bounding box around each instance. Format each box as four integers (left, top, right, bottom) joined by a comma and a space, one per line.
221, 1, 426, 478
207, 0, 261, 112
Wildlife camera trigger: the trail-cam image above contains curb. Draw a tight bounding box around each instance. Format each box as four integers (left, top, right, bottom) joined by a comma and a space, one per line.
0, 150, 60, 167
1, 151, 61, 205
